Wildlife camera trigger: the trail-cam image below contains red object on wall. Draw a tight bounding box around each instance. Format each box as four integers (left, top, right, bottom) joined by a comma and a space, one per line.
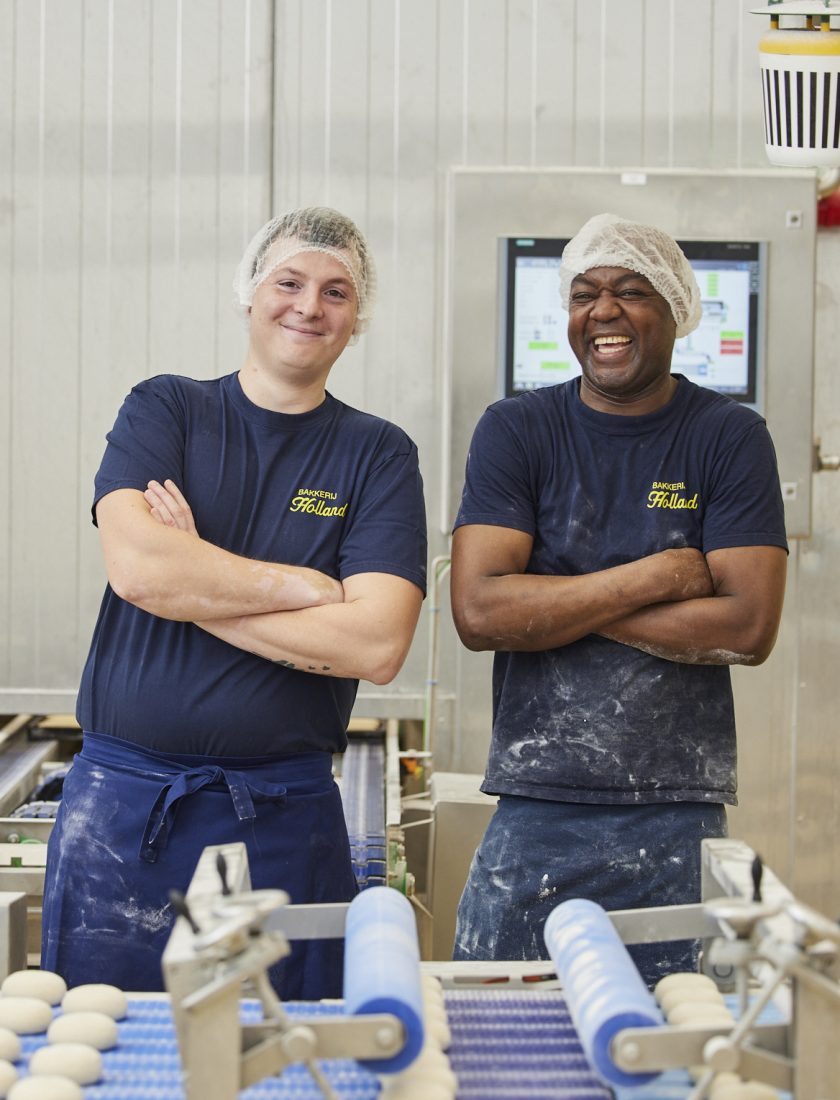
818, 191, 840, 227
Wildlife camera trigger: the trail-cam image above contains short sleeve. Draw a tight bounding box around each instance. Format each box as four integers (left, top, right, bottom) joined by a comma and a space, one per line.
702, 420, 788, 553
454, 404, 537, 535
92, 378, 187, 522
338, 438, 428, 595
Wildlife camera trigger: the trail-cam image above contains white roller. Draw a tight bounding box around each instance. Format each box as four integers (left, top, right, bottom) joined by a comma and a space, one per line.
544, 899, 663, 1088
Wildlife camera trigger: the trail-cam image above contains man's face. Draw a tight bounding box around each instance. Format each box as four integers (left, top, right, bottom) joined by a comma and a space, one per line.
248, 247, 358, 384
567, 266, 677, 412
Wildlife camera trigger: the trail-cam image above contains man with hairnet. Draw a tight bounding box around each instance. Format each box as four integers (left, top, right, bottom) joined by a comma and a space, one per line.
451, 213, 787, 985
41, 208, 427, 999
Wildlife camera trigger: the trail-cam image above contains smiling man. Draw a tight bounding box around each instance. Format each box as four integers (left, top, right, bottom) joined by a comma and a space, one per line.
450, 213, 787, 985
42, 208, 427, 999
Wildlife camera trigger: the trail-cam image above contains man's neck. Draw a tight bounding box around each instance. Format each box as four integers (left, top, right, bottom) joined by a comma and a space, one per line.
578, 373, 678, 416
238, 360, 328, 414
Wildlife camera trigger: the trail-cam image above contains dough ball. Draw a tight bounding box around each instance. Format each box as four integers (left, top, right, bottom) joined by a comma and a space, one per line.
0, 998, 53, 1035
710, 1081, 780, 1100
47, 1011, 118, 1051
655, 972, 719, 1002
0, 1030, 20, 1064
0, 1060, 18, 1098
60, 984, 127, 1020
420, 977, 444, 1008
407, 1047, 457, 1089
659, 984, 725, 1014
29, 1042, 102, 1085
8, 1077, 84, 1100
384, 1083, 455, 1100
0, 972, 66, 1007
425, 1015, 451, 1049
420, 974, 443, 995
668, 1001, 733, 1027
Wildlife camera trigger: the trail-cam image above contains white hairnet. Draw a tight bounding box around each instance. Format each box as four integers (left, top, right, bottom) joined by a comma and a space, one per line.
233, 207, 377, 338
559, 213, 702, 338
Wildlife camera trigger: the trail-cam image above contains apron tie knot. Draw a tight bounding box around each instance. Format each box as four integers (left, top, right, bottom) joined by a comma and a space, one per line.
140, 766, 287, 863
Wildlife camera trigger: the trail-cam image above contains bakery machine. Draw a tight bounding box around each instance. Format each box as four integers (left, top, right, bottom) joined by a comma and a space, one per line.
2, 702, 839, 1099
2, 839, 838, 1098
0, 714, 76, 975
139, 836, 837, 1100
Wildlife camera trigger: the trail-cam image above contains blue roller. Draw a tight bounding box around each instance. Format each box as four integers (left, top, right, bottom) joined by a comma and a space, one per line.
343, 886, 425, 1073
543, 898, 663, 1088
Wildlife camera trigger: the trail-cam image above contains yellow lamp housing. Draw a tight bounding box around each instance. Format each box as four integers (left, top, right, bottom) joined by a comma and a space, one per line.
753, 1, 840, 166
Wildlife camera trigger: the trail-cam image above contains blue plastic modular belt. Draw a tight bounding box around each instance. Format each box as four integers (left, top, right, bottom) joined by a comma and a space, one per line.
338, 740, 386, 889
15, 999, 381, 1100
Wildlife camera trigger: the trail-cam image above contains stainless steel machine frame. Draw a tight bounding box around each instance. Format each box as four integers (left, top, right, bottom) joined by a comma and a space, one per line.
161, 843, 407, 1100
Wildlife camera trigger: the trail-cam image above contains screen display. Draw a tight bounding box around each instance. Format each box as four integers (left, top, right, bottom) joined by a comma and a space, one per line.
502, 237, 765, 405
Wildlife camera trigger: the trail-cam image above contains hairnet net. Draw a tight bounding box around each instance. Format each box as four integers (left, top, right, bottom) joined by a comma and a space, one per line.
233, 207, 377, 338
559, 213, 702, 338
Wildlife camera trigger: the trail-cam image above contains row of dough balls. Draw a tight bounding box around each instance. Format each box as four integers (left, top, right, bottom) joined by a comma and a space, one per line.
0, 970, 127, 1100
379, 975, 457, 1100
654, 973, 780, 1100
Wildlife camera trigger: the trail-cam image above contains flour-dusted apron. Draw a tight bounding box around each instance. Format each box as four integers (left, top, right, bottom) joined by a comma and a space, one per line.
453, 795, 728, 988
41, 731, 357, 999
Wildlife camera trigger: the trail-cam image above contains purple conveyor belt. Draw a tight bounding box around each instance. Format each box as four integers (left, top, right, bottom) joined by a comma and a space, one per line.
443, 989, 613, 1099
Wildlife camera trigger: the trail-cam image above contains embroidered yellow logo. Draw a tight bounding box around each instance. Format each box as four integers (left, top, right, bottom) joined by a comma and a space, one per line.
647, 481, 699, 510
290, 487, 348, 518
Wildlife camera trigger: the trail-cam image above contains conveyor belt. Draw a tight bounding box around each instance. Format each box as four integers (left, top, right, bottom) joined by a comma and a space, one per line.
443, 989, 613, 1099
6, 992, 617, 1099
6, 991, 792, 1099
338, 740, 387, 889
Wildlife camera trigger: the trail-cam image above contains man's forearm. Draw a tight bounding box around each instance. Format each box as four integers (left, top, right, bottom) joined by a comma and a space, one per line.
598, 597, 760, 664
125, 537, 343, 622
99, 491, 343, 621
454, 547, 713, 652
196, 577, 421, 686
598, 546, 787, 665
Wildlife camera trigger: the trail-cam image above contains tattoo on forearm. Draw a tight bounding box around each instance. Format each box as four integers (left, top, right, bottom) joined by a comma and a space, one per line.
269, 658, 332, 673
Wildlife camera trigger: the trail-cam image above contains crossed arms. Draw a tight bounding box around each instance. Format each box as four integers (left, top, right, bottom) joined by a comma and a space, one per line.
451, 524, 787, 665
97, 481, 422, 684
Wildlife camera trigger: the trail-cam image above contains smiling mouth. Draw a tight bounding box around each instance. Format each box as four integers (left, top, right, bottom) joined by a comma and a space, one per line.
283, 325, 323, 337
592, 335, 631, 357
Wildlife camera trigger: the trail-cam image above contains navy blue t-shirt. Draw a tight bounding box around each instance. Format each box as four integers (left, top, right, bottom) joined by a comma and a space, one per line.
77, 372, 427, 756
455, 376, 787, 806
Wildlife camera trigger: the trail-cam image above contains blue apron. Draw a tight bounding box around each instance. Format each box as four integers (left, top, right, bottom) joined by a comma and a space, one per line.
453, 795, 728, 988
41, 732, 357, 999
